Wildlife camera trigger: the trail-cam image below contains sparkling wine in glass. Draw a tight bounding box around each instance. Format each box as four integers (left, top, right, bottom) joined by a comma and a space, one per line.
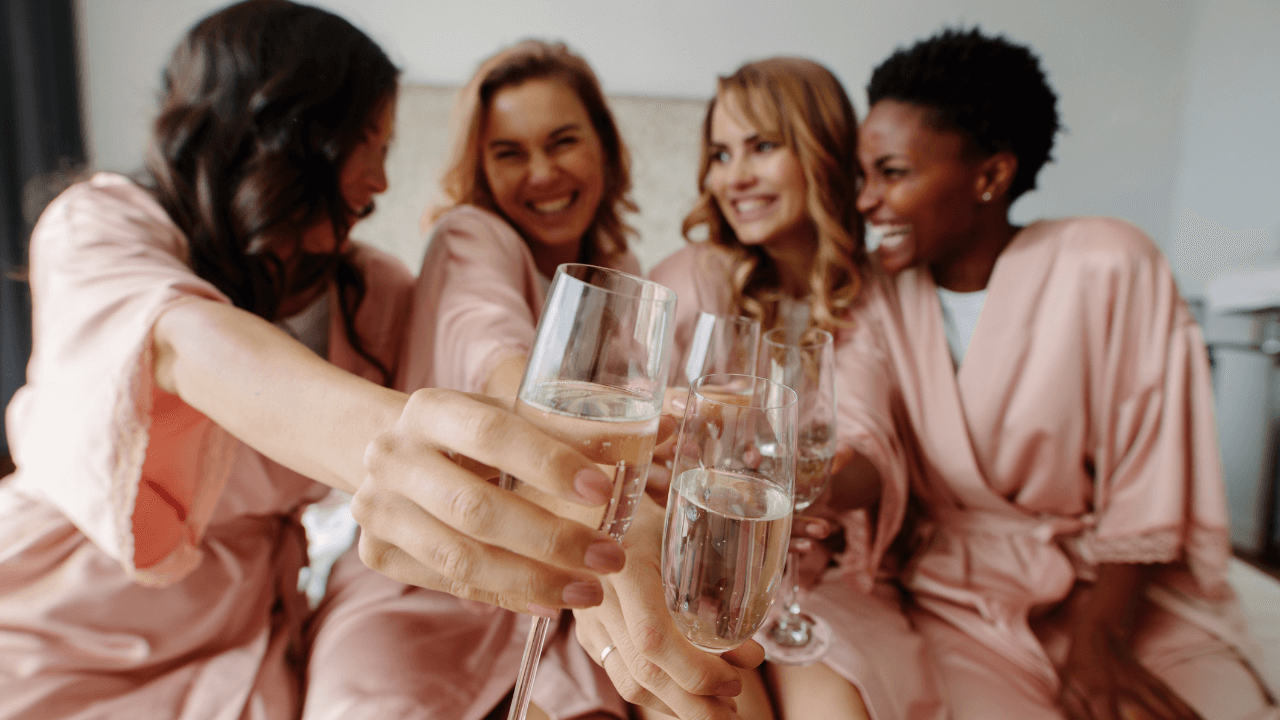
661, 374, 797, 654
756, 327, 837, 665
502, 264, 676, 720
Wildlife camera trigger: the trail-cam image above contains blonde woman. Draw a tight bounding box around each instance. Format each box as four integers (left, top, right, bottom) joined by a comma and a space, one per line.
647, 58, 947, 720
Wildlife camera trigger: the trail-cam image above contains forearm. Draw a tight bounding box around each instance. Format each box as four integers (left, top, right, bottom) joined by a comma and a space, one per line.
151, 298, 405, 493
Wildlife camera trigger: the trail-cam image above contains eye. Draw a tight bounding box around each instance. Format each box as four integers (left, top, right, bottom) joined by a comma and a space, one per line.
550, 135, 580, 151
755, 140, 779, 153
882, 166, 908, 179
492, 148, 523, 161
709, 149, 730, 164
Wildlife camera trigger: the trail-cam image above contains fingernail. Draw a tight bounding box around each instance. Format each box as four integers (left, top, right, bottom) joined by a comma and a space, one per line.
563, 581, 604, 607
584, 540, 626, 573
574, 469, 614, 505
526, 603, 559, 618
807, 520, 830, 538
670, 394, 687, 413
793, 538, 813, 552
714, 680, 742, 696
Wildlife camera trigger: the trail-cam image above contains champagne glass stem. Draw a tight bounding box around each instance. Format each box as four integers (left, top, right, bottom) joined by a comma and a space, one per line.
771, 547, 811, 645
506, 616, 554, 720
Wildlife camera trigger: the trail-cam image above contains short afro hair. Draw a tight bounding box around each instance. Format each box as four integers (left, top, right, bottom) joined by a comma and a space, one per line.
867, 27, 1060, 201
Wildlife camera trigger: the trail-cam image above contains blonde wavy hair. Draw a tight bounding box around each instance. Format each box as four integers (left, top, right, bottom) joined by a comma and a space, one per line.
682, 57, 863, 332
431, 40, 636, 264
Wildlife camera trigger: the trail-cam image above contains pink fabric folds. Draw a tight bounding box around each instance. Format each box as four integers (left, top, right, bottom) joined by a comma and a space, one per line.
0, 173, 416, 719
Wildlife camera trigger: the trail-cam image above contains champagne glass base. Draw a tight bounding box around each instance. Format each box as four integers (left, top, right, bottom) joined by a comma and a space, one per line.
756, 612, 833, 666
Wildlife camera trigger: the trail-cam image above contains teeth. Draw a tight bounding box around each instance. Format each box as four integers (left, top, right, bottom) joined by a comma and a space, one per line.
733, 198, 770, 214
865, 223, 910, 252
530, 195, 573, 214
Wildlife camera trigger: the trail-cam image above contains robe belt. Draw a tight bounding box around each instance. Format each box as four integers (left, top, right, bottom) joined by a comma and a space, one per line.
904, 505, 1100, 693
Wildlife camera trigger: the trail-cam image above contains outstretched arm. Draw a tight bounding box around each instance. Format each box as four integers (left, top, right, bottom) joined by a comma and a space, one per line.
151, 297, 627, 614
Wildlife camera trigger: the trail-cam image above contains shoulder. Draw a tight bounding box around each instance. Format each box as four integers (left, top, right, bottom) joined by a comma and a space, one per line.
347, 240, 414, 287
430, 205, 522, 246
31, 173, 189, 267
1024, 216, 1165, 272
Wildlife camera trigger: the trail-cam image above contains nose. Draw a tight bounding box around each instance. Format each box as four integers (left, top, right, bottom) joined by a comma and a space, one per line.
527, 151, 559, 186
368, 159, 388, 195
855, 176, 879, 215
726, 153, 755, 189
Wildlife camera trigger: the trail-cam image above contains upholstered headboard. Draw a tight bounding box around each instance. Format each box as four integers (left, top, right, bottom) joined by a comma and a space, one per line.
353, 83, 711, 275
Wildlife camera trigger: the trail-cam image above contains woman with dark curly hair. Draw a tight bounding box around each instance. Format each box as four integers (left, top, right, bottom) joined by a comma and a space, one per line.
0, 3, 662, 717
798, 26, 1278, 720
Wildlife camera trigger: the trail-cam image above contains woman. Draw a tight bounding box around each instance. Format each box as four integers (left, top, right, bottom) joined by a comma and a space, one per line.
398, 40, 640, 400
390, 41, 758, 720
829, 27, 1277, 720
642, 58, 947, 720
0, 4, 645, 718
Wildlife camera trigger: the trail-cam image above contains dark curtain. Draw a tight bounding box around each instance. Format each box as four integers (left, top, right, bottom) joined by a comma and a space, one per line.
0, 0, 85, 457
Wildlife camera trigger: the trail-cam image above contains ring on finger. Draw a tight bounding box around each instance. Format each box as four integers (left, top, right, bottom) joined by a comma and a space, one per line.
599, 642, 617, 665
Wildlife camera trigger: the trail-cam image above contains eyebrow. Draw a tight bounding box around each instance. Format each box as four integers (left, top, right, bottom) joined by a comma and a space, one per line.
487, 123, 583, 150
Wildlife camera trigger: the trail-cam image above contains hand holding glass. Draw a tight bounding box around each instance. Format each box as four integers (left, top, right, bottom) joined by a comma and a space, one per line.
502, 264, 676, 720
661, 374, 797, 654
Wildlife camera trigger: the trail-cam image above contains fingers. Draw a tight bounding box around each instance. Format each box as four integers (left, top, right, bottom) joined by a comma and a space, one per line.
721, 641, 765, 670
352, 489, 609, 613
790, 516, 831, 540
404, 388, 618, 507
577, 604, 744, 720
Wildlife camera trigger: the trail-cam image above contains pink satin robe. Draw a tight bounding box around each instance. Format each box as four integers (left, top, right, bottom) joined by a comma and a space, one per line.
650, 220, 1278, 719
394, 204, 643, 720
0, 173, 454, 719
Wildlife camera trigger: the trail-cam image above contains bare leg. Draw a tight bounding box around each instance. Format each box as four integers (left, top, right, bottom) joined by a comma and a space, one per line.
767, 662, 870, 720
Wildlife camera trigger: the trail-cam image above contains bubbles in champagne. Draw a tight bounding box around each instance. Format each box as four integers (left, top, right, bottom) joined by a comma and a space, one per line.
663, 467, 791, 653
514, 381, 660, 538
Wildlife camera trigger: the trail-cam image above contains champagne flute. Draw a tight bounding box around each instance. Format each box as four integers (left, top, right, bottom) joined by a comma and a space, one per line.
662, 373, 797, 653
501, 264, 676, 720
674, 312, 761, 387
654, 313, 761, 497
756, 327, 836, 665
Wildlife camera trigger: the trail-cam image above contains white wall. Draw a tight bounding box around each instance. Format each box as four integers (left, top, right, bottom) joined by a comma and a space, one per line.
77, 0, 1212, 270
1170, 0, 1280, 298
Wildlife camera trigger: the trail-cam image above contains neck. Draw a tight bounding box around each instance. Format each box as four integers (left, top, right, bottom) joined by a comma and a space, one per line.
529, 236, 585, 280
762, 230, 816, 298
930, 211, 1019, 292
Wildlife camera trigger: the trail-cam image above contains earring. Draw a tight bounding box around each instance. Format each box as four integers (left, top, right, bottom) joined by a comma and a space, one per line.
981, 191, 993, 202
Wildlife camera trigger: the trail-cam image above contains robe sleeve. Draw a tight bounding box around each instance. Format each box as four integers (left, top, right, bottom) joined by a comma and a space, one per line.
1079, 218, 1231, 596
398, 206, 542, 394
830, 288, 912, 594
5, 174, 237, 587
648, 243, 735, 387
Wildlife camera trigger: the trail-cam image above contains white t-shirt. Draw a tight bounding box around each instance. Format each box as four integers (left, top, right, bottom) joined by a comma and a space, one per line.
936, 286, 987, 369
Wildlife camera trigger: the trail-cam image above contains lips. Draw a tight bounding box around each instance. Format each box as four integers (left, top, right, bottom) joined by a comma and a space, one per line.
728, 195, 779, 220
865, 223, 910, 252
527, 192, 577, 215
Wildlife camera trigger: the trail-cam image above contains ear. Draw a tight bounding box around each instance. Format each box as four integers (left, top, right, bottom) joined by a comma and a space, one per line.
974, 150, 1018, 204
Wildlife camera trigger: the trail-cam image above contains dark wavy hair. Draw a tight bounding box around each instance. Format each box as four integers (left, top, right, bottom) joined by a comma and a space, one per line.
433, 40, 636, 264
867, 27, 1060, 201
146, 0, 400, 382
682, 58, 862, 333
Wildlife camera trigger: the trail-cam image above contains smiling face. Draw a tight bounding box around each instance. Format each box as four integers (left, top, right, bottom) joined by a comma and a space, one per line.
856, 99, 987, 276
704, 94, 811, 252
481, 78, 606, 254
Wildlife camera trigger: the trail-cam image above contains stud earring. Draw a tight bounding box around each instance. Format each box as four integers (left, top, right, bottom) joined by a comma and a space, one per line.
981, 191, 993, 202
